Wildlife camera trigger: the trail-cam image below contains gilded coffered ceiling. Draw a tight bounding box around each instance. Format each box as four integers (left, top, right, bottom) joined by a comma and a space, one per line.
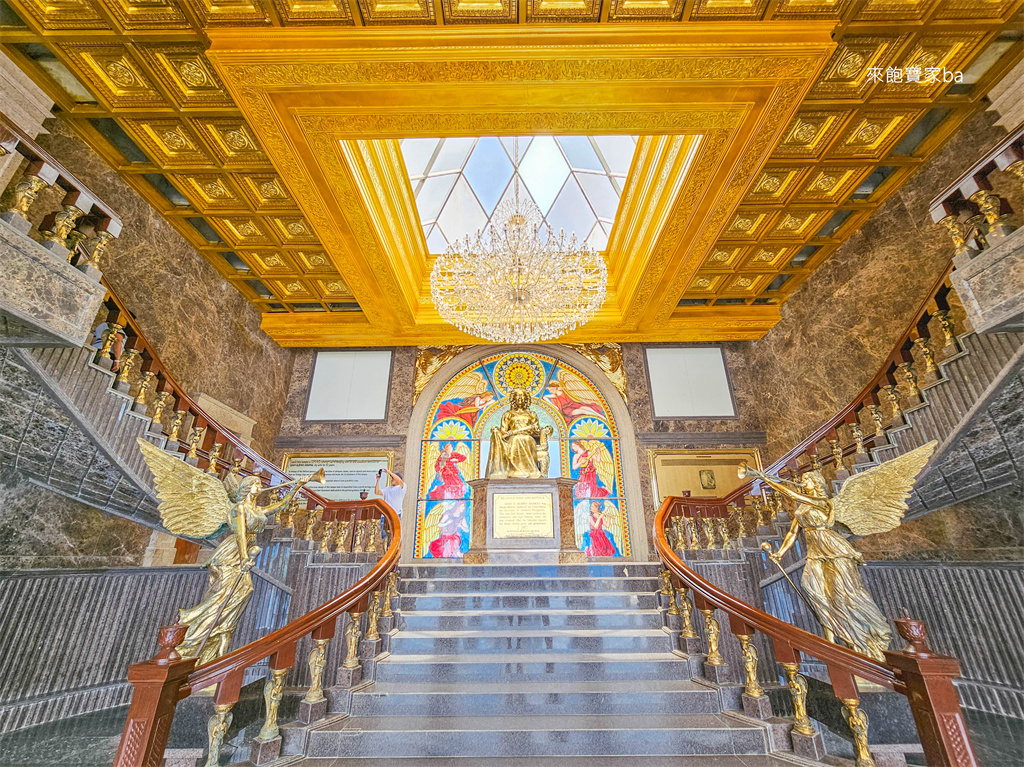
0, 0, 1020, 347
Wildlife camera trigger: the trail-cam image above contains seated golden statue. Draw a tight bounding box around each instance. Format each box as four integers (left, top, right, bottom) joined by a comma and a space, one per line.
486, 388, 552, 479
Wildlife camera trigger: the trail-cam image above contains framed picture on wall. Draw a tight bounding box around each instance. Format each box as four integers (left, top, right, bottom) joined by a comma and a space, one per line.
648, 449, 761, 504
282, 451, 394, 501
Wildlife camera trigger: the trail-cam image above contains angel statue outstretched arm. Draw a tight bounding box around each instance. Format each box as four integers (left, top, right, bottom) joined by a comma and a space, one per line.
137, 438, 324, 664
738, 442, 936, 661
739, 462, 826, 561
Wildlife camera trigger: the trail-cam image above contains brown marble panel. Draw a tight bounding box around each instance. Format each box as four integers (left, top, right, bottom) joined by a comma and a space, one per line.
0, 467, 150, 569
853, 480, 1024, 562
740, 111, 1024, 464
6, 116, 294, 456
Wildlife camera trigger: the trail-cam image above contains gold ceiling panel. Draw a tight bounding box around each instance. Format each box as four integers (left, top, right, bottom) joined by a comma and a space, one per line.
1, 0, 1019, 334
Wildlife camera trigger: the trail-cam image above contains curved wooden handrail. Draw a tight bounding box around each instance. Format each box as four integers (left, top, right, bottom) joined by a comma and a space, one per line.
189, 498, 400, 692
654, 497, 900, 690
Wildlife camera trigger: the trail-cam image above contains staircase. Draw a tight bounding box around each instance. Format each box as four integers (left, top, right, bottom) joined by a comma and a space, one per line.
277, 563, 800, 765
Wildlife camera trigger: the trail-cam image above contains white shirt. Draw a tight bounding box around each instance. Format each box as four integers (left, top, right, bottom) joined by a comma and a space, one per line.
381, 484, 405, 516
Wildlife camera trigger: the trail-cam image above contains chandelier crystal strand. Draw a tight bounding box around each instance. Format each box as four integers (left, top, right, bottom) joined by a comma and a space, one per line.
430, 137, 608, 344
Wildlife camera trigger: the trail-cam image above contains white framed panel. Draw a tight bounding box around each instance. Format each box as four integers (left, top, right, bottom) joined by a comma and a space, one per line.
645, 347, 736, 418
305, 350, 392, 421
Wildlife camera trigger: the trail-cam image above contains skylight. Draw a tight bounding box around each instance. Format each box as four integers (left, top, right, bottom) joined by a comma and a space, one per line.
400, 135, 638, 254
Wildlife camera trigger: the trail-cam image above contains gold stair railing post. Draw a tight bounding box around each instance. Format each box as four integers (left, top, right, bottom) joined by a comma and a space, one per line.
781, 662, 815, 737
382, 572, 397, 618
365, 591, 382, 642
257, 668, 288, 742
342, 610, 364, 670
205, 671, 243, 767
841, 698, 876, 767
678, 586, 698, 639
736, 634, 763, 698
303, 637, 330, 705
659, 568, 673, 597
699, 605, 724, 666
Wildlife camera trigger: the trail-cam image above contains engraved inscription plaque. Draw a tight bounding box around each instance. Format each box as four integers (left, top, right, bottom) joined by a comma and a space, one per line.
492, 493, 555, 539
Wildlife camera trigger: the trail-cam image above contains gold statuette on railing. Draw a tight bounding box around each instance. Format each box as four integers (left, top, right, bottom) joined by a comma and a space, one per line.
304, 637, 330, 704
205, 703, 233, 767
746, 441, 936, 662
700, 608, 724, 666
781, 662, 815, 737
137, 439, 324, 665
737, 634, 763, 698
343, 610, 363, 669
842, 698, 877, 767
257, 667, 288, 741
678, 586, 698, 639
365, 591, 382, 641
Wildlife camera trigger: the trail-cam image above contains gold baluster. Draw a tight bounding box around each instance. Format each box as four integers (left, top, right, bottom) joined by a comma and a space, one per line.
167, 410, 186, 442
320, 519, 336, 553
365, 591, 381, 641
8, 174, 47, 217
206, 442, 223, 475
134, 370, 155, 405
40, 204, 84, 248
970, 189, 1014, 238
700, 517, 715, 549
896, 361, 919, 398
342, 611, 363, 669
365, 518, 379, 553
933, 309, 956, 346
678, 586, 698, 639
1006, 159, 1024, 193
303, 506, 320, 542
967, 214, 989, 249
682, 518, 697, 550
382, 572, 397, 618
278, 497, 296, 528
98, 322, 123, 357
65, 227, 87, 257
829, 439, 844, 471
335, 519, 352, 552
937, 215, 975, 258
866, 404, 885, 436
115, 348, 140, 384
186, 427, 203, 459
666, 583, 682, 616
304, 638, 330, 705
353, 520, 367, 553
230, 457, 243, 477
716, 518, 731, 549
659, 568, 673, 596
781, 662, 815, 736
842, 698, 877, 767
880, 385, 901, 419
850, 423, 865, 454
257, 667, 288, 741
205, 702, 233, 767
737, 634, 764, 698
80, 231, 114, 270
808, 453, 823, 472
700, 608, 724, 665
913, 337, 938, 373
151, 391, 172, 424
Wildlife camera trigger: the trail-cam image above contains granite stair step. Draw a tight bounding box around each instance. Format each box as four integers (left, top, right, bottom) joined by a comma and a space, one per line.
400, 564, 663, 579
399, 608, 663, 632
349, 679, 719, 717
400, 576, 659, 594
300, 713, 769, 758
400, 593, 658, 612
388, 628, 671, 655
284, 756, 801, 767
373, 653, 695, 683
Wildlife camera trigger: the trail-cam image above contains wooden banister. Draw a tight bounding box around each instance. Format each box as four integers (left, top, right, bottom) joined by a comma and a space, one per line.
113, 500, 401, 767
654, 497, 977, 766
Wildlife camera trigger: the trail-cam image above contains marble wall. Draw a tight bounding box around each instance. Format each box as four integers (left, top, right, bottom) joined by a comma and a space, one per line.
5, 116, 294, 456
853, 480, 1024, 562
741, 110, 1024, 464
275, 347, 416, 474
0, 467, 150, 570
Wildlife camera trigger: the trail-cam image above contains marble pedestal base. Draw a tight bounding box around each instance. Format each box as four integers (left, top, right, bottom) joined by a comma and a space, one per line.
742, 693, 773, 720
464, 477, 584, 565
791, 729, 826, 760
249, 736, 281, 765
298, 698, 328, 724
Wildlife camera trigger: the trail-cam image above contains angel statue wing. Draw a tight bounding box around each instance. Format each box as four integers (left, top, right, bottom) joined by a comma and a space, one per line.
557, 369, 602, 413
580, 439, 615, 493
445, 370, 488, 401
137, 438, 233, 538
831, 440, 937, 537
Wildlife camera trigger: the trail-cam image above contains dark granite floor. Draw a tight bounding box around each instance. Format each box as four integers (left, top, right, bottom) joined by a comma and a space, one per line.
0, 705, 1020, 766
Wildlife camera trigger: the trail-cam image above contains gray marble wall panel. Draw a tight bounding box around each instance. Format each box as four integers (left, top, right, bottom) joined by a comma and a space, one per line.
0, 565, 291, 734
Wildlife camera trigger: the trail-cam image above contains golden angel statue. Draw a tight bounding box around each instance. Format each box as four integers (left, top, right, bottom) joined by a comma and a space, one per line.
746, 441, 936, 661
138, 438, 324, 665
485, 388, 553, 480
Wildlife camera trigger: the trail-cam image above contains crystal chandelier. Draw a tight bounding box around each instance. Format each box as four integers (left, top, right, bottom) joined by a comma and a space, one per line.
430, 138, 607, 344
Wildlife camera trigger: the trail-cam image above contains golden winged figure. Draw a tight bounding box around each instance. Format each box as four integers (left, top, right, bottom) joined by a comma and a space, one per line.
747, 441, 937, 661
138, 439, 323, 665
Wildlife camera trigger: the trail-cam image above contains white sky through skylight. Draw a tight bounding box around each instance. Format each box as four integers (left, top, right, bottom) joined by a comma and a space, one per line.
400, 136, 639, 254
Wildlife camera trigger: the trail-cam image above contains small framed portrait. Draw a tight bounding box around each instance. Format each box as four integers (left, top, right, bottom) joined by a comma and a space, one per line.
699, 469, 717, 490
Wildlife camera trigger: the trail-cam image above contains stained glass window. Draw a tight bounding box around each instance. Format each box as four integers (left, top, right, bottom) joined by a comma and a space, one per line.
416, 351, 629, 559
400, 136, 639, 254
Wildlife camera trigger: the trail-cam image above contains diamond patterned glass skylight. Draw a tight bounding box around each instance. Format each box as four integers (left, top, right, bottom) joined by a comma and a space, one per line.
401, 135, 638, 254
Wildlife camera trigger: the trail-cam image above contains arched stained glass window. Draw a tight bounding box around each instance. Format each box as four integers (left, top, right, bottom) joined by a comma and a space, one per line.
415, 351, 629, 559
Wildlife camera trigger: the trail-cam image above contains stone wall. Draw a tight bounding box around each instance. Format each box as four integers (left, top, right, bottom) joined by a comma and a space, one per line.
0, 467, 150, 570
854, 480, 1024, 563
742, 110, 1024, 464
8, 115, 294, 457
